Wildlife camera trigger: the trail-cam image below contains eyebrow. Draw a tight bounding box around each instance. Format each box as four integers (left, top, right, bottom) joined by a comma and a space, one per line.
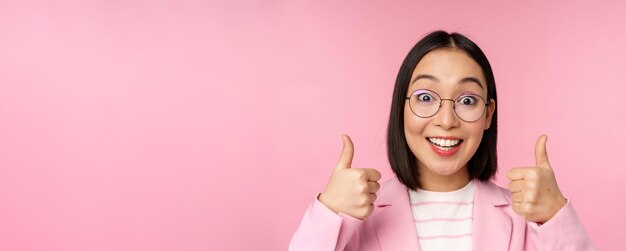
410, 74, 484, 90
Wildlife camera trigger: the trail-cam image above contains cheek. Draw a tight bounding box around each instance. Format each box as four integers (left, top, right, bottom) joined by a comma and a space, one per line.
404, 105, 427, 150
404, 105, 423, 133
464, 121, 487, 152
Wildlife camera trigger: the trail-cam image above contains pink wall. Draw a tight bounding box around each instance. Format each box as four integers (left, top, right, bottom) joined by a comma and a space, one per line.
1, 0, 624, 250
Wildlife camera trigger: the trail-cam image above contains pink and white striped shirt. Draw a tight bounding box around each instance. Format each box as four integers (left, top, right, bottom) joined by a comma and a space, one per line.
409, 181, 475, 251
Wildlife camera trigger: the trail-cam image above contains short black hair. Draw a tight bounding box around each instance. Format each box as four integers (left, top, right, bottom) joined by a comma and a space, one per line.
387, 30, 498, 190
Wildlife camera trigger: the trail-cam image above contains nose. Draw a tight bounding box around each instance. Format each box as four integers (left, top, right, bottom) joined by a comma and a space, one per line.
432, 99, 460, 130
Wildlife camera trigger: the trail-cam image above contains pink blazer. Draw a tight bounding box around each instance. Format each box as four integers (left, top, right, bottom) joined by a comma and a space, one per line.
290, 177, 594, 251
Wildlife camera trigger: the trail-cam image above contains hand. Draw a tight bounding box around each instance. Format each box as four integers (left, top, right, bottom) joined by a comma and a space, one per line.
318, 135, 381, 220
507, 135, 567, 224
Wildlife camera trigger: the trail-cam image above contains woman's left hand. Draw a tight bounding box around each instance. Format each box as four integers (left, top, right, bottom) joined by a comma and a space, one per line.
507, 135, 567, 224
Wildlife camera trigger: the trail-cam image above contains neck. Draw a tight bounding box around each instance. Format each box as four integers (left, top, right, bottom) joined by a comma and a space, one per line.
417, 166, 470, 192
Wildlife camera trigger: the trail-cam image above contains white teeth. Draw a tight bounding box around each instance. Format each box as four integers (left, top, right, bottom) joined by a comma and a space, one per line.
428, 137, 461, 147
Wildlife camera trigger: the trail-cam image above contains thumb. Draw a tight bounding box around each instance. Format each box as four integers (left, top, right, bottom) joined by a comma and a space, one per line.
535, 134, 551, 167
336, 134, 354, 170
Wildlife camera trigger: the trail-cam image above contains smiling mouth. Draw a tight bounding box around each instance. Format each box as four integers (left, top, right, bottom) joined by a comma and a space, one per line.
427, 137, 463, 150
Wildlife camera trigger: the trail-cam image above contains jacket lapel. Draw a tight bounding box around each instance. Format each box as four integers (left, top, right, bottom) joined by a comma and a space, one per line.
472, 181, 512, 251
372, 178, 420, 251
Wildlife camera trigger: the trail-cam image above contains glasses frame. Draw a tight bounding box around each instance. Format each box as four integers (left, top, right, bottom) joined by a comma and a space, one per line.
405, 89, 490, 123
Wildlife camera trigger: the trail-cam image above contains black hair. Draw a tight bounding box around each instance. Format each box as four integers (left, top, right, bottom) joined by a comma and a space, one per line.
387, 30, 498, 190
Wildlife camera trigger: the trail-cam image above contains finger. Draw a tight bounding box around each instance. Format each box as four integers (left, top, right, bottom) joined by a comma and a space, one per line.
507, 180, 524, 193
336, 134, 354, 170
368, 193, 378, 204
364, 204, 375, 219
365, 168, 382, 181
511, 192, 523, 203
507, 167, 531, 181
368, 181, 380, 193
511, 201, 523, 215
535, 134, 551, 167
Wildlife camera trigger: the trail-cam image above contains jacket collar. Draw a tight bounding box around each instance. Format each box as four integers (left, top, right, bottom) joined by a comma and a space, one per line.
472, 180, 512, 251
371, 177, 420, 250
372, 177, 512, 251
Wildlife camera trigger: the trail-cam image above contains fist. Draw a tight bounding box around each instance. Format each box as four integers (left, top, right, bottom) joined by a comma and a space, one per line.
318, 135, 381, 220
507, 135, 567, 224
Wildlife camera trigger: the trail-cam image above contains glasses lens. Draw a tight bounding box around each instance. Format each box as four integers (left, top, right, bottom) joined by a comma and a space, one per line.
409, 90, 440, 118
455, 94, 486, 122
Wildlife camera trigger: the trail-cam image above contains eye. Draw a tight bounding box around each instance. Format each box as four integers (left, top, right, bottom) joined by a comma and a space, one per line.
417, 93, 435, 103
458, 95, 478, 106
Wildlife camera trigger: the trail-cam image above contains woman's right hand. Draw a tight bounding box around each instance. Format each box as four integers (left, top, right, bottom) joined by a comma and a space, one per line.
318, 135, 382, 220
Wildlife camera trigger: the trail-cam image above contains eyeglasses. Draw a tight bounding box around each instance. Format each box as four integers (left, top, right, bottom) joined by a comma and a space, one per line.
405, 89, 489, 122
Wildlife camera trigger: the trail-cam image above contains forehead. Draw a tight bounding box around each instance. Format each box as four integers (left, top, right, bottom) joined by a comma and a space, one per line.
410, 49, 486, 91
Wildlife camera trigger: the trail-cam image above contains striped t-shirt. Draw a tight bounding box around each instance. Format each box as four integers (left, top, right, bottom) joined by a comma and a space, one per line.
409, 180, 475, 251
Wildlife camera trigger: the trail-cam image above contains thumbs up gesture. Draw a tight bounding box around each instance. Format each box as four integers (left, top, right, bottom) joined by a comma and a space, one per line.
318, 135, 382, 220
507, 135, 568, 224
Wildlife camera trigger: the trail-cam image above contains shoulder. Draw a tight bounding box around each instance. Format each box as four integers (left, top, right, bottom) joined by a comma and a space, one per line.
379, 176, 405, 191
370, 176, 411, 208
377, 176, 407, 196
474, 179, 513, 205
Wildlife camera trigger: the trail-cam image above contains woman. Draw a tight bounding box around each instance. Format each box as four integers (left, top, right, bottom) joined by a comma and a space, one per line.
289, 30, 594, 251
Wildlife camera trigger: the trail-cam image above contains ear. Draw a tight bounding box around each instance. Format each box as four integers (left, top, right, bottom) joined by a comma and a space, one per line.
484, 99, 496, 130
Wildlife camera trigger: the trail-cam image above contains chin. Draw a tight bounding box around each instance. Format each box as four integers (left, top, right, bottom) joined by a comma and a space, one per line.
426, 163, 463, 176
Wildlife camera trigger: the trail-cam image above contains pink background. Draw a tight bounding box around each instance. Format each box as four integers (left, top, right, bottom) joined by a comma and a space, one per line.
1, 1, 624, 250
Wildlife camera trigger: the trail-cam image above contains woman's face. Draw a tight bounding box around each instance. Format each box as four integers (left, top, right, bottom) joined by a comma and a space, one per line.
404, 48, 495, 190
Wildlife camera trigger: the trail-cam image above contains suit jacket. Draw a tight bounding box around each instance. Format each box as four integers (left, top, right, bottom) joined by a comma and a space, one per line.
289, 177, 594, 251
